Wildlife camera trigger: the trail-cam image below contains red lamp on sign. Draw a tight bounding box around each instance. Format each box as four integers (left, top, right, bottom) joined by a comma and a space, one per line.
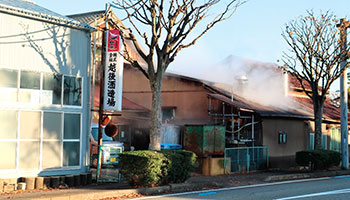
105, 123, 118, 137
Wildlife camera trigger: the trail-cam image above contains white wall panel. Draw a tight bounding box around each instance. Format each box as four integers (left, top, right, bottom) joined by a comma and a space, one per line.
0, 13, 90, 77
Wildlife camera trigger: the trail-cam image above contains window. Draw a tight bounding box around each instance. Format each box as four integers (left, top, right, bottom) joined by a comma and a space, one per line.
64, 113, 80, 139
63, 142, 80, 166
19, 141, 40, 170
42, 141, 62, 169
19, 111, 41, 170
309, 133, 314, 150
63, 113, 81, 167
0, 110, 17, 169
20, 71, 40, 89
278, 131, 287, 144
0, 110, 17, 139
43, 112, 62, 140
43, 74, 62, 105
322, 134, 327, 150
0, 111, 81, 170
0, 70, 82, 107
162, 107, 176, 122
309, 133, 328, 150
0, 69, 83, 171
0, 68, 17, 102
20, 111, 41, 139
20, 71, 40, 104
64, 76, 82, 106
42, 112, 62, 169
330, 128, 341, 152
0, 142, 16, 169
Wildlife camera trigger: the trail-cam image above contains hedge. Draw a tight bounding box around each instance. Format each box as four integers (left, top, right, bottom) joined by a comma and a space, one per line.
161, 149, 197, 184
118, 150, 197, 187
295, 149, 341, 170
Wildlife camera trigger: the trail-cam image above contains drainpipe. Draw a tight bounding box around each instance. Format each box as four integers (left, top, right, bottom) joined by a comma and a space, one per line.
88, 18, 98, 171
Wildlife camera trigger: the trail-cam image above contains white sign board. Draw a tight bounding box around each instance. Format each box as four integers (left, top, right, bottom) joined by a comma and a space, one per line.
103, 30, 123, 111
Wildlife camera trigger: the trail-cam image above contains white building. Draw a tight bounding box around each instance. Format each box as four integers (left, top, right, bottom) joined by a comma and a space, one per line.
0, 0, 93, 178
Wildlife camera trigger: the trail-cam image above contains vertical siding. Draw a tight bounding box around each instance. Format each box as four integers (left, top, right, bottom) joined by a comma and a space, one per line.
0, 13, 89, 77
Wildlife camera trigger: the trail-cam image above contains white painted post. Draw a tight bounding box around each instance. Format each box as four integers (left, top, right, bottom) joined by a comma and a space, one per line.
338, 18, 349, 169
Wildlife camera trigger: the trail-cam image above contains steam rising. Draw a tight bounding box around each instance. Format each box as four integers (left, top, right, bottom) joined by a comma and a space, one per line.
171, 55, 295, 109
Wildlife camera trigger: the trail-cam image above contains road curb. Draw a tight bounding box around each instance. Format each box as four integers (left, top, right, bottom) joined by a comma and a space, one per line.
264, 170, 350, 182
5, 170, 350, 200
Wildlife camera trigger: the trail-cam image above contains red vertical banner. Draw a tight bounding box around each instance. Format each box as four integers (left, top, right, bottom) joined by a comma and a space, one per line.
107, 30, 120, 52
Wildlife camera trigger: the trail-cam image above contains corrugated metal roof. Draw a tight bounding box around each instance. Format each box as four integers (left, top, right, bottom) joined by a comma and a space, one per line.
208, 93, 313, 119
166, 70, 340, 121
0, 0, 92, 31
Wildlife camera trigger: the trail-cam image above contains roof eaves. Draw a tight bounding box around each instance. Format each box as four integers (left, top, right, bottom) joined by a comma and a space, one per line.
0, 3, 94, 32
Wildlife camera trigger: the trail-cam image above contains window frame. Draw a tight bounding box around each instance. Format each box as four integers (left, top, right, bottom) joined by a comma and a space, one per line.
0, 68, 83, 109
0, 67, 84, 173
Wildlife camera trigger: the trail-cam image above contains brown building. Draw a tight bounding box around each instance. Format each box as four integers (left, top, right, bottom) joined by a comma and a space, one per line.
70, 10, 345, 170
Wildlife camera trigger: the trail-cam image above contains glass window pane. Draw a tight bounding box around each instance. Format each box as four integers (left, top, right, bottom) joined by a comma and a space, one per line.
63, 142, 80, 166
0, 142, 16, 169
20, 71, 40, 104
63, 76, 81, 106
0, 87, 17, 102
19, 141, 40, 170
43, 112, 62, 140
20, 71, 40, 89
0, 110, 17, 139
64, 113, 80, 139
42, 141, 62, 169
0, 68, 17, 88
0, 69, 18, 102
20, 111, 41, 139
19, 89, 40, 103
43, 74, 62, 105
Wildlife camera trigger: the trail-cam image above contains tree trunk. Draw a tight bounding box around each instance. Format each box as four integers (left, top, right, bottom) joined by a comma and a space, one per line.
149, 79, 162, 150
313, 98, 324, 150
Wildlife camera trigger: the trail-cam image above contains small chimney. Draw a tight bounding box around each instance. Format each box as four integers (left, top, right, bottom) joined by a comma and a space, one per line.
236, 75, 248, 94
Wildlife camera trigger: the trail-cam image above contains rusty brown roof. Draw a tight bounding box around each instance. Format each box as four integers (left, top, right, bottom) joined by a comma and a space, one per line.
288, 73, 311, 90
208, 93, 313, 119
294, 96, 341, 122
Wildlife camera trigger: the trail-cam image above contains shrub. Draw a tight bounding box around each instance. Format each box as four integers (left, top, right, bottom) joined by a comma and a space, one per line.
295, 150, 341, 170
161, 149, 197, 184
118, 150, 197, 187
118, 150, 167, 186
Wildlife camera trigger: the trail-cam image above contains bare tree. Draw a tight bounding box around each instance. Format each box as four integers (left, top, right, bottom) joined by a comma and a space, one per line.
112, 0, 243, 150
282, 11, 350, 149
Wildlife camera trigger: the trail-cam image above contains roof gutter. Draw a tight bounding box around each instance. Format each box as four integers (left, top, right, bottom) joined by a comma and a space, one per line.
0, 4, 95, 32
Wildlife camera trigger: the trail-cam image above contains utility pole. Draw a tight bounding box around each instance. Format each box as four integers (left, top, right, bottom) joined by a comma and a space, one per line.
337, 18, 350, 169
96, 3, 110, 177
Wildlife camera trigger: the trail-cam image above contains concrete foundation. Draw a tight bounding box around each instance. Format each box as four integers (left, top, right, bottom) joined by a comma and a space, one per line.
202, 157, 231, 176
35, 177, 44, 189
24, 177, 35, 190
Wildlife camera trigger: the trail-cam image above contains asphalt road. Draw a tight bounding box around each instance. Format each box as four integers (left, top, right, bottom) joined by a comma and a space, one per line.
131, 176, 350, 200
